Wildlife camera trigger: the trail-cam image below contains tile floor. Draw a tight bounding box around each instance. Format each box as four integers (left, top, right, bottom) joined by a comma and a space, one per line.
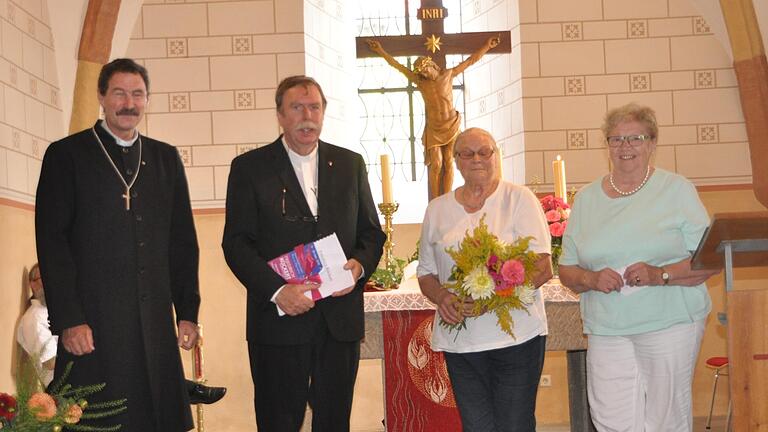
536, 416, 728, 431
352, 416, 729, 431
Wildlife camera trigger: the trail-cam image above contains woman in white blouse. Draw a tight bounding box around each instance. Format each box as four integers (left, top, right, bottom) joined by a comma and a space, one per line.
417, 128, 553, 432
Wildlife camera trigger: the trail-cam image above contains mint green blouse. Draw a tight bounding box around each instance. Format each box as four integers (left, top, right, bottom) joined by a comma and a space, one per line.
559, 168, 711, 336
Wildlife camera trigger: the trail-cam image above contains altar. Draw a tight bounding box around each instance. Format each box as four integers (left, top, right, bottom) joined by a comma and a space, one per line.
361, 276, 595, 432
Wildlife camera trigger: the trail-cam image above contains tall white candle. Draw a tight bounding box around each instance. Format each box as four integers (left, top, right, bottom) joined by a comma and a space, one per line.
553, 155, 567, 203
380, 154, 393, 203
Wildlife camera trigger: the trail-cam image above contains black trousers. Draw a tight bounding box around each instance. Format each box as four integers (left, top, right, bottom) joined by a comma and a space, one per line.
248, 323, 360, 432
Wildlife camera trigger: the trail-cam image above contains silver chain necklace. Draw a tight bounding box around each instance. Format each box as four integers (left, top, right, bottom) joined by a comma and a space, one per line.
609, 165, 650, 196
92, 128, 143, 210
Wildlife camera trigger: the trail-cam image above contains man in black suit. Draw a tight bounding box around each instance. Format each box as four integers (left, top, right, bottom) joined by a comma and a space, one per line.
222, 76, 385, 432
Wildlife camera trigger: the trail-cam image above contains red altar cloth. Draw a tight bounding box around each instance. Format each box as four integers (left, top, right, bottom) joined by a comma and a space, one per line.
383, 310, 462, 431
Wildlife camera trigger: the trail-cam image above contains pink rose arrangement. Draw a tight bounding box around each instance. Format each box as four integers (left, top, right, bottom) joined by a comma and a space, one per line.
0, 361, 126, 431
540, 195, 570, 273
443, 216, 540, 338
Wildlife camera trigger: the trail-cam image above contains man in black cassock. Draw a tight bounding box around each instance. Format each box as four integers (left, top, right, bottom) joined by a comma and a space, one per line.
35, 58, 200, 431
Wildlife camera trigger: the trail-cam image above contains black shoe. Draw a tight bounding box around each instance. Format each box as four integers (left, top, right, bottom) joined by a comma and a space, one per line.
188, 383, 227, 405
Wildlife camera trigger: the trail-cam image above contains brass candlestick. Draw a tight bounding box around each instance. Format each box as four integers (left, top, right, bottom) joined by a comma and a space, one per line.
378, 202, 399, 267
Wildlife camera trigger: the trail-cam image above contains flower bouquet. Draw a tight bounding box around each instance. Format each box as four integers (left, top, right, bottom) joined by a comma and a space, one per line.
443, 216, 540, 339
0, 361, 126, 431
539, 195, 570, 274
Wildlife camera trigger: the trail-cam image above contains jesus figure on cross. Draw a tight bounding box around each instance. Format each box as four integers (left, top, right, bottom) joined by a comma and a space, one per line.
366, 36, 500, 200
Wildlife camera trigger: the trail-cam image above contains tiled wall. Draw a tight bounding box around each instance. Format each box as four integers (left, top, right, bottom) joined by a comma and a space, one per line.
302, 0, 357, 148
0, 0, 756, 205
516, 0, 750, 191
462, 0, 527, 185
128, 0, 355, 209
0, 0, 63, 205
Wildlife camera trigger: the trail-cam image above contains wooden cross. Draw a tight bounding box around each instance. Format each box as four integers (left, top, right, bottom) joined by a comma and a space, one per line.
356, 0, 512, 200
355, 0, 511, 69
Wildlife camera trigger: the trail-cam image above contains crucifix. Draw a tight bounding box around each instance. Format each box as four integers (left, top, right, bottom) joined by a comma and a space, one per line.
356, 0, 511, 201
123, 190, 131, 211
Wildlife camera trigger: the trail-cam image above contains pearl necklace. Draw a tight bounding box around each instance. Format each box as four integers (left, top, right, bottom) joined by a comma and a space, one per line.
609, 165, 650, 196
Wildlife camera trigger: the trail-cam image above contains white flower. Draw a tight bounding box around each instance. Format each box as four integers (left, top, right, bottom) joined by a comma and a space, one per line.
516, 284, 536, 305
464, 266, 494, 300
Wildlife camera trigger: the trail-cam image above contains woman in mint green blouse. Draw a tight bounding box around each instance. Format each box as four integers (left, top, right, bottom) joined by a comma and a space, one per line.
558, 103, 720, 432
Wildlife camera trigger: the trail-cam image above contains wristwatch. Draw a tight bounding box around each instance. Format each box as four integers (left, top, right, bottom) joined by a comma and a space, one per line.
660, 267, 670, 285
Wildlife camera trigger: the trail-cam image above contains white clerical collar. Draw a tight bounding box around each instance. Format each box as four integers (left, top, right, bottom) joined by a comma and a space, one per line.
100, 120, 138, 148
282, 137, 319, 216
281, 137, 318, 161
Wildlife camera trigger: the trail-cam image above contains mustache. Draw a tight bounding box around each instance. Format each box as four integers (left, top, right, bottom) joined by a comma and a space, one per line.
116, 108, 140, 116
295, 121, 319, 131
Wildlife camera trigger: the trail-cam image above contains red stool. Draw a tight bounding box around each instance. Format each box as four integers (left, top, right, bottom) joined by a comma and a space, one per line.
705, 356, 730, 431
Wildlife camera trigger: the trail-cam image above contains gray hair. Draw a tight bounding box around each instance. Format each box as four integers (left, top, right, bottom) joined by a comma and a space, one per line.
602, 103, 658, 139
455, 127, 498, 152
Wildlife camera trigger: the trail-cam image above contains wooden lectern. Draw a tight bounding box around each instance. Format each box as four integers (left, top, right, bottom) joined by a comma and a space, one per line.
692, 211, 768, 431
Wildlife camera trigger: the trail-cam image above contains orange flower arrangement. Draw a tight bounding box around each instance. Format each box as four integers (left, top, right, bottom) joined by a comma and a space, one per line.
0, 361, 126, 431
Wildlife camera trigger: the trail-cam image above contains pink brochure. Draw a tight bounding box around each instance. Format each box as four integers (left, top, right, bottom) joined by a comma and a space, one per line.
268, 233, 354, 302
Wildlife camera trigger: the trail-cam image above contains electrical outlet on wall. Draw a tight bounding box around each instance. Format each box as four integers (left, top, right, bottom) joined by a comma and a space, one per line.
539, 374, 552, 387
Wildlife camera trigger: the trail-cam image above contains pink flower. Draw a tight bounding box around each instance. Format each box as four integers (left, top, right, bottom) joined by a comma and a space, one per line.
500, 259, 525, 286
549, 221, 565, 237
540, 195, 570, 212
539, 195, 555, 211
545, 209, 562, 223
486, 254, 499, 268
28, 392, 56, 420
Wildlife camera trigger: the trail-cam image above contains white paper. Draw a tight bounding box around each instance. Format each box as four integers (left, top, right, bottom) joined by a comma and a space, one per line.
401, 260, 419, 283
614, 265, 646, 296
304, 233, 355, 300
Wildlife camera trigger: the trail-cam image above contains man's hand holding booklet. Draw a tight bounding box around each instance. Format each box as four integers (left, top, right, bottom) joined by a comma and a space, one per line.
268, 233, 355, 315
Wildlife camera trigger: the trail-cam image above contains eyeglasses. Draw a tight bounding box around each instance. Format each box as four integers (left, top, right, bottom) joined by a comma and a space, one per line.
606, 134, 653, 148
281, 188, 318, 223
455, 147, 495, 160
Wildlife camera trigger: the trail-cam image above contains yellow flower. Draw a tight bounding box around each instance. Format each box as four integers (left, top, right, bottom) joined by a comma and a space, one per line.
464, 266, 494, 300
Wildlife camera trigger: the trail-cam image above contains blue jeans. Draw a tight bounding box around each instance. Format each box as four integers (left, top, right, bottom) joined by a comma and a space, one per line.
444, 335, 546, 432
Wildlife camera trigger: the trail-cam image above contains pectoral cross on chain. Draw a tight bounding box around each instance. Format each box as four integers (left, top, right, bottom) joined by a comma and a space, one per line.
91, 128, 143, 213
123, 188, 131, 211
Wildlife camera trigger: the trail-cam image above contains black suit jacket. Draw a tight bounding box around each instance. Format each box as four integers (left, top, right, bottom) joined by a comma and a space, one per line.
222, 138, 385, 345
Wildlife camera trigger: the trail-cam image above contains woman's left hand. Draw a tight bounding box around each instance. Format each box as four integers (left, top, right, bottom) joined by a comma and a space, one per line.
459, 298, 487, 317
624, 262, 661, 286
